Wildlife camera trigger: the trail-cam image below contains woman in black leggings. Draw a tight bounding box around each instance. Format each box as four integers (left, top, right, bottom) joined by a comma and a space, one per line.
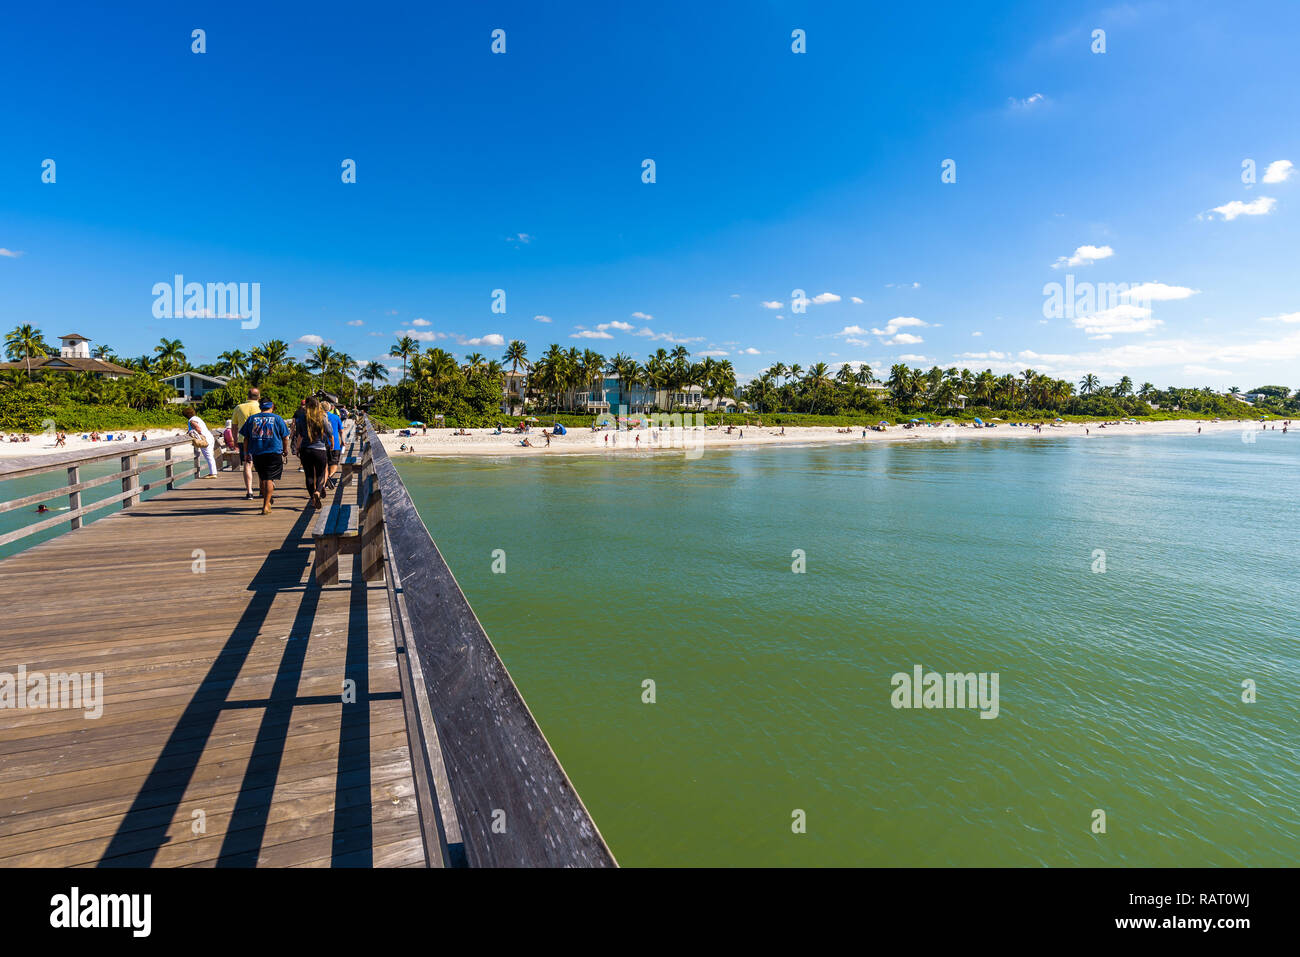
296, 397, 334, 508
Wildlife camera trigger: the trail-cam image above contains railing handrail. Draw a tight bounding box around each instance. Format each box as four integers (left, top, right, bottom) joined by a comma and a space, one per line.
366, 418, 617, 868
0, 434, 202, 549
0, 433, 195, 481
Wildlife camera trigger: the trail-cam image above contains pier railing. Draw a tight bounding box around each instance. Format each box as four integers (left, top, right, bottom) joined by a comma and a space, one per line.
0, 435, 200, 549
365, 418, 617, 867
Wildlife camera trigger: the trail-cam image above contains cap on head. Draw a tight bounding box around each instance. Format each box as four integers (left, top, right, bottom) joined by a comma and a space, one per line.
259, 399, 274, 410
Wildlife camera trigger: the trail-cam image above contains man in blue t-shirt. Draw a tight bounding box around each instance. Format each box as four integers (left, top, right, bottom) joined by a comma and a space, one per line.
238, 399, 290, 514
322, 401, 345, 489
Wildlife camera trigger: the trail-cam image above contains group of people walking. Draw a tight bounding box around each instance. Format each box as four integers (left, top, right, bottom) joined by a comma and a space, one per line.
185, 388, 347, 515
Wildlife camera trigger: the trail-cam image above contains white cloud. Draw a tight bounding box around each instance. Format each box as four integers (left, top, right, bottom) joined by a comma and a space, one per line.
534, 315, 552, 323
1052, 244, 1114, 269
885, 281, 921, 289
1119, 282, 1199, 302
957, 351, 1009, 360
835, 325, 869, 336
408, 330, 440, 342
698, 350, 729, 357
506, 233, 533, 244
898, 354, 929, 362
729, 294, 740, 299
1260, 311, 1300, 323
1009, 93, 1045, 109
600, 320, 635, 332
1183, 364, 1230, 377
0, 248, 23, 258
630, 311, 653, 320
346, 319, 364, 326
571, 330, 613, 339
868, 316, 928, 337
1262, 160, 1294, 184
1072, 304, 1161, 336
741, 347, 761, 355
850, 296, 864, 304
760, 300, 783, 309
888, 332, 925, 345
809, 292, 841, 305
971, 331, 983, 337
457, 333, 505, 347
1208, 196, 1276, 220
296, 334, 326, 346
411, 318, 431, 327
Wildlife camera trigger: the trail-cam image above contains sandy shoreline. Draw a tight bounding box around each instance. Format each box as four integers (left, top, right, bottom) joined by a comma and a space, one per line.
0, 418, 1283, 464
375, 417, 1278, 459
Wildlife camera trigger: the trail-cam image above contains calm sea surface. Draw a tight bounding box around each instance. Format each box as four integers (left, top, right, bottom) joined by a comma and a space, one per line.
395, 432, 1299, 866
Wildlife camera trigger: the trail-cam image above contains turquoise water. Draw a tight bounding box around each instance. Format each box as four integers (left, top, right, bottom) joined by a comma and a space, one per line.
0, 455, 199, 560
396, 432, 1299, 866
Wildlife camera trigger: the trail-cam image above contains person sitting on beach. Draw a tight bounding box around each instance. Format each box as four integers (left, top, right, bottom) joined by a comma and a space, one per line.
520, 437, 534, 447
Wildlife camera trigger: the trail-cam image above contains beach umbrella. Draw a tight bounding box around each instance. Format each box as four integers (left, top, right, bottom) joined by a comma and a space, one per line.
1054, 417, 1064, 422
973, 417, 984, 424
409, 421, 424, 427
525, 416, 539, 421
909, 417, 921, 423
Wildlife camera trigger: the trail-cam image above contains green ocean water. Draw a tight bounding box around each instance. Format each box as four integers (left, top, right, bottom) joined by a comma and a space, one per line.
396, 432, 1299, 867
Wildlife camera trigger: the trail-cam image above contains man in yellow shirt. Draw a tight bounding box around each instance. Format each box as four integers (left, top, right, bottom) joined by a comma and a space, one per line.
230, 387, 262, 499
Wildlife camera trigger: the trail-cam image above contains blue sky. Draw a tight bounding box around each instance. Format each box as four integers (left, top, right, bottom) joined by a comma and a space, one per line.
2, 0, 1297, 389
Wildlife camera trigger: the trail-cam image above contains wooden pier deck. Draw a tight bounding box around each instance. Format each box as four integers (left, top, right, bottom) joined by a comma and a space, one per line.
0, 464, 426, 867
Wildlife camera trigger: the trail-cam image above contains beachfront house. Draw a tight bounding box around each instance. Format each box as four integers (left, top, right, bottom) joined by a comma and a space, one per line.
162, 371, 231, 403
0, 333, 135, 379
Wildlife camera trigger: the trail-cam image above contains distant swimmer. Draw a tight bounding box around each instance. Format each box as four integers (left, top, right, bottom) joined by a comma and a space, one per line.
35, 504, 49, 513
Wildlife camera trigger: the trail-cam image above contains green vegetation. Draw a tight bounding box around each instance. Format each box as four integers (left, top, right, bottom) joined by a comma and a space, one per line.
3, 324, 1297, 433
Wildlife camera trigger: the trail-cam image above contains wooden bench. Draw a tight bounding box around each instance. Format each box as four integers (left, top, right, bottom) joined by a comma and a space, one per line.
312, 437, 384, 585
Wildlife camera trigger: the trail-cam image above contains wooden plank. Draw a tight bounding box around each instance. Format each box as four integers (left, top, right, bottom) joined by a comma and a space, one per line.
0, 465, 423, 868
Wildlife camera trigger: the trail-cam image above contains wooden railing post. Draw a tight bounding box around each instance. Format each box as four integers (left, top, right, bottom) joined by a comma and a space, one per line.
164, 446, 175, 490
67, 465, 81, 531
121, 453, 140, 509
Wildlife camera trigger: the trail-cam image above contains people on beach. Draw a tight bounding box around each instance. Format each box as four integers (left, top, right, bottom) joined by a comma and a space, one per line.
184, 405, 219, 478
239, 398, 289, 515
294, 396, 333, 509
55, 432, 66, 447
231, 387, 262, 500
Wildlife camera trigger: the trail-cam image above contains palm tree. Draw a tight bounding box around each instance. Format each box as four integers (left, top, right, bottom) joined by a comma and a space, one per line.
305, 343, 337, 386
464, 352, 486, 371
216, 349, 248, 378
4, 325, 48, 378
250, 339, 290, 380
1115, 375, 1133, 397
360, 361, 389, 387
153, 337, 186, 375
1079, 373, 1101, 396
389, 335, 418, 384
805, 362, 832, 413
502, 339, 529, 414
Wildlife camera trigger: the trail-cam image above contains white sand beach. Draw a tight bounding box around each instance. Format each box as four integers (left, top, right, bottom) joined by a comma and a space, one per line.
376, 417, 1280, 459
0, 417, 1284, 464
0, 428, 188, 461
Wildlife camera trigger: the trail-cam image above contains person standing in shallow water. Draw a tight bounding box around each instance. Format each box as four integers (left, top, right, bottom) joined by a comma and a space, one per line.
239, 399, 290, 515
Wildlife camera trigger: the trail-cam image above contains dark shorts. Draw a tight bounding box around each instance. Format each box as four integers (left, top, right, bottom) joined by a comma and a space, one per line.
252, 452, 284, 482
328, 448, 341, 465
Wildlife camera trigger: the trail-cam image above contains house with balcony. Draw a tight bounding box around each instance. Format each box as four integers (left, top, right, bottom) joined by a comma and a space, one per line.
0, 333, 135, 379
